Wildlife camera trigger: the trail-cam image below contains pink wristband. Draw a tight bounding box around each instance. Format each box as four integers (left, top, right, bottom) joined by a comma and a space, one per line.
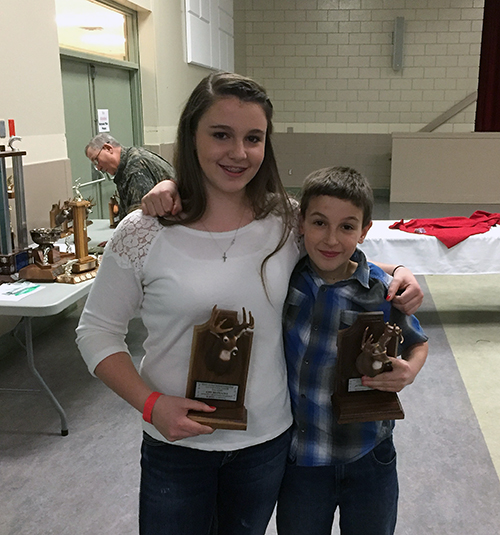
143, 392, 162, 424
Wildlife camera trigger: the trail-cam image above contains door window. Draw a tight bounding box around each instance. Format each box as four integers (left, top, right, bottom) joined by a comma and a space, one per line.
55, 0, 129, 62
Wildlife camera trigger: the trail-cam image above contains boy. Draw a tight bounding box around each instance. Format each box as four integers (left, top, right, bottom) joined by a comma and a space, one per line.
277, 167, 428, 535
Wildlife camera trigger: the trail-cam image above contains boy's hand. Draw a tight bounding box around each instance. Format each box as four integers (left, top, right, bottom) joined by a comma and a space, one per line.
386, 266, 423, 315
361, 342, 428, 392
361, 357, 415, 392
141, 180, 182, 217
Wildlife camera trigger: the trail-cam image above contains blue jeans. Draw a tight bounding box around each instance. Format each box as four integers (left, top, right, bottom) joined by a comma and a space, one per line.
139, 428, 291, 535
276, 436, 398, 535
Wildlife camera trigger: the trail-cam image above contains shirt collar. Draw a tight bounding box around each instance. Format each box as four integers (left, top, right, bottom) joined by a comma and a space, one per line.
298, 248, 371, 289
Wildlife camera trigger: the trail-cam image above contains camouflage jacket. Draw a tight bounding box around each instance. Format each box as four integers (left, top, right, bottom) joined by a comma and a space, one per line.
114, 146, 175, 219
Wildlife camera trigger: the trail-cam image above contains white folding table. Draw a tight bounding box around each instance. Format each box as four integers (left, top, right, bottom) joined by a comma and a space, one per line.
0, 280, 94, 435
0, 218, 114, 436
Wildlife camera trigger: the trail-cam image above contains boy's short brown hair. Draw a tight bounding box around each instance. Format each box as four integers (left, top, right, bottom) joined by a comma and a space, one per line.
300, 166, 374, 227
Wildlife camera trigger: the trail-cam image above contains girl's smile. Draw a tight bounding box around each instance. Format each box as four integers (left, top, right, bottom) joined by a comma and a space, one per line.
195, 96, 268, 200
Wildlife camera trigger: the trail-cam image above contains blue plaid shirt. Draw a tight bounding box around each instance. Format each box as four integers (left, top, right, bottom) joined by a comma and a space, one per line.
283, 249, 428, 466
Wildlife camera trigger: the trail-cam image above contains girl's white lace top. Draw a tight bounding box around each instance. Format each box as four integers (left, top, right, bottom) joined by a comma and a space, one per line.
77, 210, 300, 451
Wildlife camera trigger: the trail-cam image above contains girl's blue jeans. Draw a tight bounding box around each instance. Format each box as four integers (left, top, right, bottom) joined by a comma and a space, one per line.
139, 427, 291, 535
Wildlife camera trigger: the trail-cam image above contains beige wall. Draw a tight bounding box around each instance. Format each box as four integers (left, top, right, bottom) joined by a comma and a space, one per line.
274, 132, 391, 190
235, 0, 484, 192
0, 0, 492, 220
0, 1, 71, 231
391, 133, 500, 204
0, 1, 67, 166
234, 0, 482, 134
138, 0, 211, 146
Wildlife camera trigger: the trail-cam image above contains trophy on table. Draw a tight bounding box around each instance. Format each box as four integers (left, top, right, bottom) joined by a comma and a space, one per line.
0, 134, 32, 281
332, 311, 405, 424
108, 194, 120, 228
54, 197, 98, 284
20, 183, 98, 284
186, 305, 254, 430
16, 227, 68, 282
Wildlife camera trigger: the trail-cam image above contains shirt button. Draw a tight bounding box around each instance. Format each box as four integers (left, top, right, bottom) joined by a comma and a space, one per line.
304, 359, 309, 365
300, 393, 306, 399
300, 428, 306, 433
321, 287, 327, 292
313, 325, 318, 331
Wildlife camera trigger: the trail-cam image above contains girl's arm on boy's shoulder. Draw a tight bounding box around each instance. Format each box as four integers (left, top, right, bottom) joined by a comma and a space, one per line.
141, 180, 182, 216
361, 341, 428, 393
373, 262, 423, 316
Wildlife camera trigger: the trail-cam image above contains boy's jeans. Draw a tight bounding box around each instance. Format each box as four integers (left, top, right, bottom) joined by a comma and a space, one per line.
139, 428, 291, 535
276, 436, 398, 535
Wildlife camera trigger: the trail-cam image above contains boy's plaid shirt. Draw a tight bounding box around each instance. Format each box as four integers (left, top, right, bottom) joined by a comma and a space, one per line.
283, 249, 428, 466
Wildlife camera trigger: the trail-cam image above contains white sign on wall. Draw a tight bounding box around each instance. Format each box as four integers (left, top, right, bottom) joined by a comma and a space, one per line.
98, 109, 110, 133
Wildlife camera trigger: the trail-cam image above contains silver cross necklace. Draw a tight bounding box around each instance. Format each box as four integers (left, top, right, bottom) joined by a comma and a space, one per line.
202, 213, 246, 262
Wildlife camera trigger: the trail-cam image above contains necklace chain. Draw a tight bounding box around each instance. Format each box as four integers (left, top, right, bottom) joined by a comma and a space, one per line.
202, 213, 246, 262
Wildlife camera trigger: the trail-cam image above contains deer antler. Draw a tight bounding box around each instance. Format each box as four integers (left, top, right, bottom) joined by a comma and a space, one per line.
208, 305, 232, 335
232, 308, 255, 339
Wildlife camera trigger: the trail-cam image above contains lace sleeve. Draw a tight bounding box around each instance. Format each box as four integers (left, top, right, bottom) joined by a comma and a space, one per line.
108, 210, 163, 273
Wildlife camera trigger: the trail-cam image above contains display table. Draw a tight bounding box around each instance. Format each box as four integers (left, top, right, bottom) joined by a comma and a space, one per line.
359, 220, 500, 275
0, 219, 114, 436
0, 281, 94, 435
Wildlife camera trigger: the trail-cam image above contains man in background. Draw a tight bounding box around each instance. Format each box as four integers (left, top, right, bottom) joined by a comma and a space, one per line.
85, 133, 175, 220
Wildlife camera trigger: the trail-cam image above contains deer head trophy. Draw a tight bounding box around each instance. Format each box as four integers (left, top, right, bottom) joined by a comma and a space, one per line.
355, 322, 403, 377
205, 305, 255, 375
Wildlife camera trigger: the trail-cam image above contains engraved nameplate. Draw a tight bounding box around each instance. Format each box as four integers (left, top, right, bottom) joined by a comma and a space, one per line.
194, 381, 239, 402
348, 378, 374, 393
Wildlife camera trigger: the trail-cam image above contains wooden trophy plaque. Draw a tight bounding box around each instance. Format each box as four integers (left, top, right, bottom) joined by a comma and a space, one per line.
332, 311, 405, 424
186, 306, 254, 430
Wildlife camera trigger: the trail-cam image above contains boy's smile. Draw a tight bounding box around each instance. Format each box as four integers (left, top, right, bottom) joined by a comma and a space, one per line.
300, 195, 372, 283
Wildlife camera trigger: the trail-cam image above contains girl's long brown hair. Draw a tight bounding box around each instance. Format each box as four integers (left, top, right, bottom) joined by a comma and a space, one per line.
162, 72, 296, 291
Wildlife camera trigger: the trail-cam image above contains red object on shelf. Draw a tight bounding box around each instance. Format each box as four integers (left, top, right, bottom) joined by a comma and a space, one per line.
8, 119, 15, 137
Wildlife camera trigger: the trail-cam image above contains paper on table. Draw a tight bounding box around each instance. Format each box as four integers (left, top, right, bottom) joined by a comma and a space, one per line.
0, 281, 45, 301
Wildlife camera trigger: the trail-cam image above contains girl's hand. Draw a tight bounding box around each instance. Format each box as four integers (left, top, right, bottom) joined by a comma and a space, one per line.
141, 180, 182, 217
151, 394, 216, 442
386, 266, 423, 315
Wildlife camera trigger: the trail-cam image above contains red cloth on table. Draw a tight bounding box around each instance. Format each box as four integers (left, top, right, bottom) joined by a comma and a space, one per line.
389, 210, 500, 248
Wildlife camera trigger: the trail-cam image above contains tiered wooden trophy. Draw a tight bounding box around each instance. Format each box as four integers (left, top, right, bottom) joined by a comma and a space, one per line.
332, 312, 405, 424
186, 306, 254, 430
55, 199, 98, 284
